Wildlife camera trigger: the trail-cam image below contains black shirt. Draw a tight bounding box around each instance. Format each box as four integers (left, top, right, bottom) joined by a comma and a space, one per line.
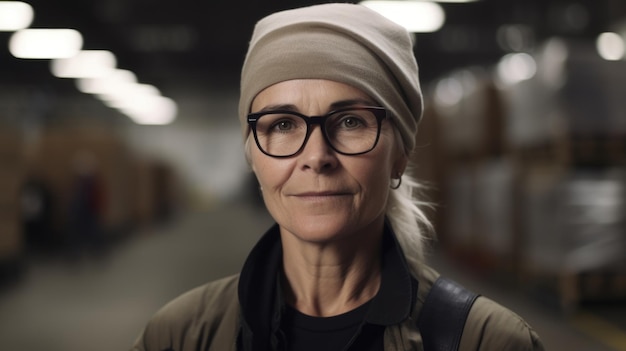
281, 300, 385, 351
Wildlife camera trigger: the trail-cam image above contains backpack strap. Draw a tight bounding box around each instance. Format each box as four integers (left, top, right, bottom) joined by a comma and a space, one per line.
417, 276, 480, 351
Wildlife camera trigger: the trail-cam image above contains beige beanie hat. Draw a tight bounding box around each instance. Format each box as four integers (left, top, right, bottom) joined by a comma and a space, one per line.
239, 3, 423, 154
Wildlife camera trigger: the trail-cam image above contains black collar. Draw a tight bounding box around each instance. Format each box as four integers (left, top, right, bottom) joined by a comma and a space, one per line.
366, 221, 417, 325
237, 221, 417, 350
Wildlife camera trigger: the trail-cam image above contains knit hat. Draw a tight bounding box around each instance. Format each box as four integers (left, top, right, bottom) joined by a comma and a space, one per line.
239, 3, 423, 154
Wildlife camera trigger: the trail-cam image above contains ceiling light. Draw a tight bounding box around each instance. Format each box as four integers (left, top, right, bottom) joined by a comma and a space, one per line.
76, 69, 137, 95
0, 1, 34, 31
497, 52, 537, 85
596, 32, 625, 61
51, 50, 117, 78
9, 28, 83, 59
100, 83, 161, 109
360, 1, 445, 33
435, 77, 463, 106
121, 95, 178, 125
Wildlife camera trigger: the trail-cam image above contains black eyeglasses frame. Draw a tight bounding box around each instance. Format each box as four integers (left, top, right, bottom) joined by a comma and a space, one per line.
247, 106, 388, 158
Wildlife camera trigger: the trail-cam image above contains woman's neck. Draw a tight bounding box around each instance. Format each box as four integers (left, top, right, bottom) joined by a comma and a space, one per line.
280, 223, 383, 317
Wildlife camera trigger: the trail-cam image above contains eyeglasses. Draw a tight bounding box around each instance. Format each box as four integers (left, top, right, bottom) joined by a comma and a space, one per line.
247, 106, 388, 158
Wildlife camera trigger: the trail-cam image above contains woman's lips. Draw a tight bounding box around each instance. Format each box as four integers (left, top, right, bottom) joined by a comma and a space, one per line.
293, 191, 352, 197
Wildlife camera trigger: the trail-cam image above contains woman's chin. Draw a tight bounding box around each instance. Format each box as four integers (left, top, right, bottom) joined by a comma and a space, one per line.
281, 216, 372, 246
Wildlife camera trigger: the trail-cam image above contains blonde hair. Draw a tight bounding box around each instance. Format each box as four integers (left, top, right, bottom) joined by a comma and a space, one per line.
385, 171, 434, 273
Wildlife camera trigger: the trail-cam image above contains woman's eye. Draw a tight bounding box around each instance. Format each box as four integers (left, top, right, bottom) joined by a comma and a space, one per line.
273, 120, 294, 131
340, 117, 363, 128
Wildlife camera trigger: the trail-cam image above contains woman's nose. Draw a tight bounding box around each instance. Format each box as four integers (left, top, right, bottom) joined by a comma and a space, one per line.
298, 126, 338, 172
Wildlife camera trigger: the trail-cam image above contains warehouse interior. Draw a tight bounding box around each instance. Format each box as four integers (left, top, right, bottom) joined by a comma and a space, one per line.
1, 0, 626, 350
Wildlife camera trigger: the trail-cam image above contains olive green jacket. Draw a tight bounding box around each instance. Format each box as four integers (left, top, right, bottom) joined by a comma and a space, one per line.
131, 224, 544, 351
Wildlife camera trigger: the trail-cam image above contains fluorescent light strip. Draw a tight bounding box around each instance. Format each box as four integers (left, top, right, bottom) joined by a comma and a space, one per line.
360, 0, 445, 32
9, 28, 83, 59
4, 3, 177, 125
121, 95, 178, 125
76, 69, 137, 95
0, 1, 34, 31
51, 50, 117, 78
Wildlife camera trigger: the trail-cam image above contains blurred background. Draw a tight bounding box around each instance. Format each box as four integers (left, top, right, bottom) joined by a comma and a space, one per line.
1, 0, 625, 350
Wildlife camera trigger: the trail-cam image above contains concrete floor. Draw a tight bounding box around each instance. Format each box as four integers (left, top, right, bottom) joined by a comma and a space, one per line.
0, 200, 624, 351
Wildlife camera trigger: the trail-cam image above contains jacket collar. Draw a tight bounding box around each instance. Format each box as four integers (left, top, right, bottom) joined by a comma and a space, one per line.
237, 224, 283, 350
237, 220, 417, 350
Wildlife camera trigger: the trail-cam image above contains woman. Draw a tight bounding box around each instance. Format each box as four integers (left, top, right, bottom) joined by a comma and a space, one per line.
132, 3, 544, 351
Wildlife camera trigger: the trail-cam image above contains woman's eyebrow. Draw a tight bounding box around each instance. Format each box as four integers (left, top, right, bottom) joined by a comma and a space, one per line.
256, 104, 299, 113
330, 98, 378, 109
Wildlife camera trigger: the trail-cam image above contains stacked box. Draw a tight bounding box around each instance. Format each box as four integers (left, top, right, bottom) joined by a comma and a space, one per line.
442, 165, 477, 255
561, 170, 625, 272
473, 159, 519, 272
431, 72, 511, 265
521, 167, 626, 308
0, 132, 23, 263
28, 127, 134, 241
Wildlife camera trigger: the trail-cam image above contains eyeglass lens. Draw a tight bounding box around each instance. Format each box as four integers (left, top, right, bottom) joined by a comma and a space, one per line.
253, 108, 382, 157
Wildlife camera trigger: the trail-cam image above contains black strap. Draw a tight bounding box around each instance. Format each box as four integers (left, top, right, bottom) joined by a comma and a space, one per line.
417, 277, 480, 351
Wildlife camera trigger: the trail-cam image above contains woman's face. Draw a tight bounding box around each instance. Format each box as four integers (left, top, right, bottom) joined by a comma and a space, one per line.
249, 79, 407, 244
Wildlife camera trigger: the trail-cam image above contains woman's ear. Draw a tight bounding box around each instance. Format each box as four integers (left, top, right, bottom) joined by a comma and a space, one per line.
393, 155, 408, 177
